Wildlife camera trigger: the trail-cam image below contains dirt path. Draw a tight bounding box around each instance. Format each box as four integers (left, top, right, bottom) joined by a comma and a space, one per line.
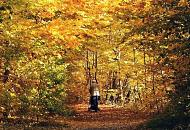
61, 104, 149, 130
0, 104, 150, 130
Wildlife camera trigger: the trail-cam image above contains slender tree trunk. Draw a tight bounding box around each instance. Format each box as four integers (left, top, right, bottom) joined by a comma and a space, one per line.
133, 47, 140, 105
159, 63, 168, 112
94, 51, 98, 82
142, 48, 147, 104
144, 48, 147, 89
136, 71, 142, 104
86, 50, 91, 86
2, 69, 10, 83
152, 52, 159, 113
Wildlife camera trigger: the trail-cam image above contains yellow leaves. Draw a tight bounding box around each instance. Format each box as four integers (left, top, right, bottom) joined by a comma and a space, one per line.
45, 17, 85, 48
37, 0, 56, 4
46, 19, 63, 39
10, 92, 16, 97
144, 1, 152, 11
30, 0, 65, 16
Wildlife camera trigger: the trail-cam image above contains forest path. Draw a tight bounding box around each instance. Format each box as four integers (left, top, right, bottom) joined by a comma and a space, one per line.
62, 104, 150, 130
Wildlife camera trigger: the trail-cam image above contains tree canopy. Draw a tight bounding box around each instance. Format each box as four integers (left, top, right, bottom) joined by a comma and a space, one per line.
0, 0, 190, 129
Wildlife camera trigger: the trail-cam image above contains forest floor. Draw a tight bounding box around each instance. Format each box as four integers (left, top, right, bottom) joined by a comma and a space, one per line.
63, 104, 150, 130
0, 104, 151, 130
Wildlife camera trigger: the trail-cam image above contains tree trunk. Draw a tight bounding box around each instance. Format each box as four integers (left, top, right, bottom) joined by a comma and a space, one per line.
86, 50, 91, 86
152, 52, 159, 113
144, 48, 147, 89
94, 51, 98, 82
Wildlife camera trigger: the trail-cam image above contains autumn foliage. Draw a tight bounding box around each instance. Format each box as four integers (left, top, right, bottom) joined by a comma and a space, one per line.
0, 0, 190, 129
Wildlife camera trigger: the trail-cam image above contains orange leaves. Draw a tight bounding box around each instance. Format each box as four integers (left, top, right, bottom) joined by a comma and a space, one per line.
48, 19, 62, 28
178, 0, 189, 7
45, 18, 83, 48
136, 2, 146, 9
71, 0, 84, 5
135, 19, 144, 27
40, 11, 54, 19
168, 43, 183, 51
39, 31, 53, 40
164, 0, 173, 3
64, 35, 81, 48
116, 0, 153, 18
